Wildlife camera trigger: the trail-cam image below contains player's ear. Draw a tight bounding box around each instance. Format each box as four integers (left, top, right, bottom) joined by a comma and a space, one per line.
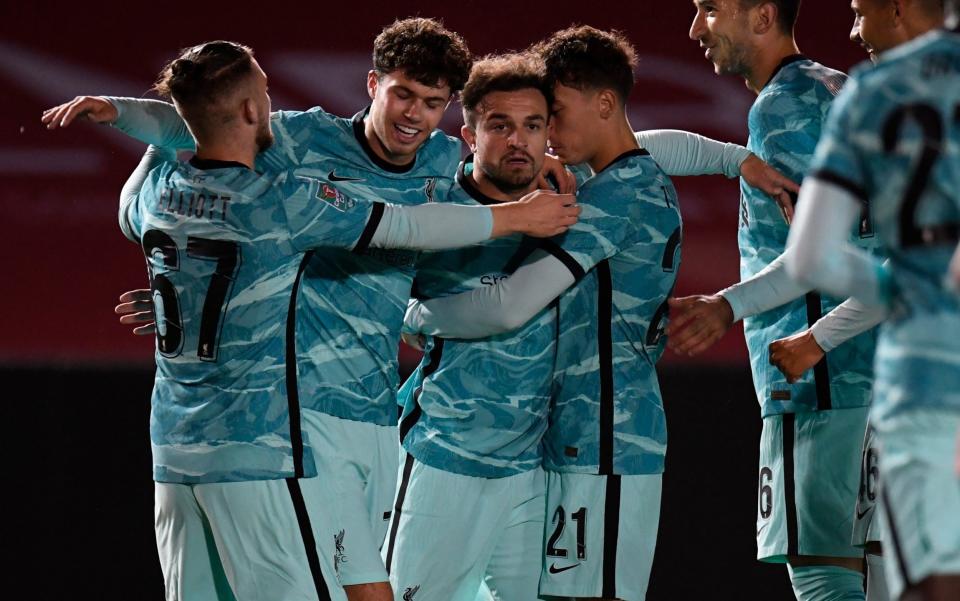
461, 123, 478, 152
242, 97, 257, 125
752, 2, 778, 35
367, 70, 379, 101
597, 89, 617, 120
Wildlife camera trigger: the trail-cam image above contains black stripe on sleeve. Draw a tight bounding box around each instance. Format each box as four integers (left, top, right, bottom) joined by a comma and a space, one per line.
598, 261, 615, 476
804, 292, 833, 411
783, 414, 799, 557
809, 169, 869, 203
352, 202, 386, 255
285, 478, 333, 600
601, 474, 622, 598
286, 251, 314, 478
384, 453, 416, 574
538, 239, 586, 282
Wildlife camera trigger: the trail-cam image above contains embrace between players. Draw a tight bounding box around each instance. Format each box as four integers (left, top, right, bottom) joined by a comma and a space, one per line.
42, 1, 960, 600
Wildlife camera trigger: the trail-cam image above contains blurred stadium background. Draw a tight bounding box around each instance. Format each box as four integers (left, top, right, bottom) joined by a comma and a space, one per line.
3, 1, 869, 598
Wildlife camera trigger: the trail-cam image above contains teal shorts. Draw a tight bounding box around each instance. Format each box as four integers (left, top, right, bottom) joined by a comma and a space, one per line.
756, 407, 868, 562
852, 423, 885, 548
539, 471, 662, 601
154, 408, 347, 601
874, 410, 960, 600
382, 454, 545, 601
308, 411, 398, 587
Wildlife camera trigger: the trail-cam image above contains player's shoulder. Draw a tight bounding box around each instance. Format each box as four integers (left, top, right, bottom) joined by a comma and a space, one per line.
580, 149, 673, 206
416, 129, 463, 175
853, 29, 959, 93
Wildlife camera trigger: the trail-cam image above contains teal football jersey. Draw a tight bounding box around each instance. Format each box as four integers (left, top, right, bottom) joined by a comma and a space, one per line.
807, 28, 960, 422
260, 108, 461, 426
741, 56, 879, 417
541, 149, 682, 475
398, 157, 556, 478
121, 156, 380, 484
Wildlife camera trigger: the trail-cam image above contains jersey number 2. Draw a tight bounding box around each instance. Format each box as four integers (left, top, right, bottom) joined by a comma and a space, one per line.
142, 229, 242, 361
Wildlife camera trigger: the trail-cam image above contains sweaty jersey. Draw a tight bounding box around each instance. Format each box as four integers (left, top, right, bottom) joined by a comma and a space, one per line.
542, 149, 682, 475
741, 56, 878, 417
398, 157, 556, 478
121, 156, 381, 484
807, 27, 960, 422
259, 108, 461, 426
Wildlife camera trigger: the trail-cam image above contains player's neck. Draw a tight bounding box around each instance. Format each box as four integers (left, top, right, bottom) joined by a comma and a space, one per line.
470, 167, 537, 203
586, 117, 640, 173
745, 37, 802, 94
194, 138, 257, 170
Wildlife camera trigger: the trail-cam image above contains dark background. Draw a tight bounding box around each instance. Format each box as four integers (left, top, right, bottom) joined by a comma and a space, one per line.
3, 1, 867, 598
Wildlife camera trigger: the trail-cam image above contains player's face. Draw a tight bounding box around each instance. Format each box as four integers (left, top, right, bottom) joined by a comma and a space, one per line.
250, 60, 274, 152
547, 84, 599, 166
467, 89, 549, 193
690, 0, 754, 77
367, 69, 452, 165
849, 0, 901, 61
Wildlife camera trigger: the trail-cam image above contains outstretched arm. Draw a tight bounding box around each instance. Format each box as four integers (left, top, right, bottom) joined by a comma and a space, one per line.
405, 250, 575, 339
42, 96, 195, 151
119, 145, 176, 242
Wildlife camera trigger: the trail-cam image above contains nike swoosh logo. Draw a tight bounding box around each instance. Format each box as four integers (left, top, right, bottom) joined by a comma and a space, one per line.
856, 506, 873, 520
548, 563, 580, 574
756, 523, 769, 537
328, 171, 364, 182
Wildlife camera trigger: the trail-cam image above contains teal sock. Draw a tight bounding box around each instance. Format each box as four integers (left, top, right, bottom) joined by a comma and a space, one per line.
787, 564, 866, 601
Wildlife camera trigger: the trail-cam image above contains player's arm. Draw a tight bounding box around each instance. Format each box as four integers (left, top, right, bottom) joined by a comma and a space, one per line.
785, 177, 891, 307
42, 96, 196, 151
769, 297, 888, 383
949, 242, 960, 293
404, 250, 576, 339
285, 179, 580, 254
636, 129, 798, 219
119, 144, 176, 242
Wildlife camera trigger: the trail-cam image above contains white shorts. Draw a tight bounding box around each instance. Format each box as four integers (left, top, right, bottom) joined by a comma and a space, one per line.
155, 440, 343, 600
383, 454, 545, 601
539, 471, 662, 601
875, 410, 960, 600
309, 411, 399, 586
756, 407, 868, 562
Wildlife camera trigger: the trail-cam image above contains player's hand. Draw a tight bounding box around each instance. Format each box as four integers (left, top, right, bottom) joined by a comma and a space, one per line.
42, 96, 118, 129
115, 288, 156, 336
949, 244, 960, 293
493, 190, 580, 238
665, 294, 734, 356
739, 154, 799, 224
768, 329, 824, 383
538, 153, 577, 194
400, 331, 426, 352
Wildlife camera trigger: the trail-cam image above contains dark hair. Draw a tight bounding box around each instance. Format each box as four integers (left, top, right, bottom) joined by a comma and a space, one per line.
373, 17, 472, 94
739, 0, 802, 35
532, 25, 638, 103
461, 53, 553, 127
153, 41, 255, 119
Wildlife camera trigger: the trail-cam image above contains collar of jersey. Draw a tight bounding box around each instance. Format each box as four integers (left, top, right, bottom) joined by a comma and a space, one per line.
352, 107, 418, 174
455, 154, 503, 206
188, 156, 251, 171
596, 147, 650, 175
761, 53, 809, 90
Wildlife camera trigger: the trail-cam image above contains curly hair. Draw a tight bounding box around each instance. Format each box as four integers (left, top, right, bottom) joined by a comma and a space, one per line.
153, 41, 255, 107
532, 25, 637, 102
460, 53, 552, 128
373, 17, 472, 94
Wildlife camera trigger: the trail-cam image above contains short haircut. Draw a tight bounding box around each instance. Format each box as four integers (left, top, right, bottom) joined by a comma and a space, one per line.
373, 17, 473, 94
461, 53, 553, 128
739, 0, 802, 35
531, 25, 638, 103
153, 41, 255, 132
